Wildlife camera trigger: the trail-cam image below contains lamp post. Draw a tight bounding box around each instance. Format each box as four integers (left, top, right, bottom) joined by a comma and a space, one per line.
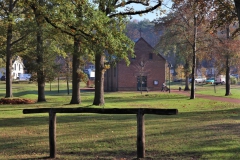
168, 63, 172, 93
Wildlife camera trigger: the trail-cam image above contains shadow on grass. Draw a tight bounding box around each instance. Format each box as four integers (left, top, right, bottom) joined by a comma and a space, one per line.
9, 88, 94, 98
2, 107, 240, 159
2, 107, 240, 128
20, 156, 51, 160
16, 139, 240, 160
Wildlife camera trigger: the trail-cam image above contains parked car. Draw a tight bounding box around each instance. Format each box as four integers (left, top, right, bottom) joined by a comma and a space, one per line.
1, 76, 6, 81
195, 76, 206, 83
206, 77, 215, 84
189, 78, 192, 83
215, 75, 225, 85
231, 74, 239, 79
174, 79, 183, 82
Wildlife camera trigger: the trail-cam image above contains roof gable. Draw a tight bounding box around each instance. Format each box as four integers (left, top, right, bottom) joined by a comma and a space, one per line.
134, 37, 154, 50
12, 56, 24, 67
134, 37, 166, 61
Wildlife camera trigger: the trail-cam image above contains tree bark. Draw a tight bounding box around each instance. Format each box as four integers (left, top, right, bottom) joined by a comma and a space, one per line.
225, 56, 231, 96
93, 54, 105, 105
225, 25, 231, 96
49, 109, 56, 158
70, 37, 81, 104
137, 110, 145, 158
184, 76, 190, 91
184, 62, 190, 91
5, 0, 13, 98
33, 2, 46, 102
36, 27, 46, 102
190, 15, 197, 99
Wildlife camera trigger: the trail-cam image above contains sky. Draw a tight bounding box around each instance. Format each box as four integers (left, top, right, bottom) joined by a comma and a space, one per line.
125, 0, 173, 21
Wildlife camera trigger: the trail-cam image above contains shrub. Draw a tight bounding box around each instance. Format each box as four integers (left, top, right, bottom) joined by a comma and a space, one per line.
230, 76, 237, 84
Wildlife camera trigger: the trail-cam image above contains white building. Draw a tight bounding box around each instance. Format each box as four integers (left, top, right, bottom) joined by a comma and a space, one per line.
0, 56, 25, 79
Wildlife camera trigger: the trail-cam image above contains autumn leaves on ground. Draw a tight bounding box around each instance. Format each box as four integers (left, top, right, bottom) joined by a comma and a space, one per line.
0, 98, 35, 104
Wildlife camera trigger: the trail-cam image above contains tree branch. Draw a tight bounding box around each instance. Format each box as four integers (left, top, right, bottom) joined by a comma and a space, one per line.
11, 33, 29, 46
44, 16, 75, 37
44, 16, 91, 40
125, 0, 150, 6
0, 1, 8, 13
109, 1, 162, 18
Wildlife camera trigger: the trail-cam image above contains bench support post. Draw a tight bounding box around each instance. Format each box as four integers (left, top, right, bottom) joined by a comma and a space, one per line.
137, 109, 145, 158
49, 109, 56, 158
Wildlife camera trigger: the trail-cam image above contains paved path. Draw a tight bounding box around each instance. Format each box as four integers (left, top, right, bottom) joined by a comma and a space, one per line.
171, 89, 240, 104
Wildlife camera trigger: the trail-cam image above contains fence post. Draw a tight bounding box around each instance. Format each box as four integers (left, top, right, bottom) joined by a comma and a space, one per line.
137, 109, 145, 158
49, 109, 56, 158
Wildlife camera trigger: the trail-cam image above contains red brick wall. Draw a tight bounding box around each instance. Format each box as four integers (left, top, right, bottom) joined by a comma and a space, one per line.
105, 38, 166, 91
104, 66, 118, 91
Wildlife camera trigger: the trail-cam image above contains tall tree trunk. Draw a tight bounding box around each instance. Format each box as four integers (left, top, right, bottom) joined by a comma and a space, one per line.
92, 1, 107, 106
36, 22, 46, 102
70, 38, 81, 104
32, 2, 46, 102
93, 54, 105, 106
225, 25, 231, 96
66, 58, 70, 95
67, 78, 70, 95
5, 0, 13, 98
225, 56, 231, 96
184, 76, 190, 91
184, 62, 190, 91
190, 15, 197, 99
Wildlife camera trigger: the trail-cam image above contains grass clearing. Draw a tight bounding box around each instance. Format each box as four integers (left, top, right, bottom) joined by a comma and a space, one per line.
1, 81, 240, 159
172, 82, 240, 99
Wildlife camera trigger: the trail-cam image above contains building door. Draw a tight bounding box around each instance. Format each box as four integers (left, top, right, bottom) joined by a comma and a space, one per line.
137, 76, 147, 91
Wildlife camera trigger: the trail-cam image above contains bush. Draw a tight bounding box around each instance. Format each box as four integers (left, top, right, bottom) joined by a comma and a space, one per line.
230, 76, 237, 84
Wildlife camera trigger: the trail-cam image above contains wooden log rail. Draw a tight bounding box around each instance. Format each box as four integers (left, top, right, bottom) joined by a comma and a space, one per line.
23, 108, 178, 158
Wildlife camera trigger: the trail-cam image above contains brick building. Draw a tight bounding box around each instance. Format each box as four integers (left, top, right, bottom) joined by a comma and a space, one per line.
104, 37, 166, 91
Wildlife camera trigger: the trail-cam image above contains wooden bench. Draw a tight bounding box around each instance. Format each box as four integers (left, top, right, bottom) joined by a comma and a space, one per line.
23, 108, 178, 158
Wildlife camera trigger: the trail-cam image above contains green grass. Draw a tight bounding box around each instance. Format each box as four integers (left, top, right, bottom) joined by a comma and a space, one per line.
172, 82, 240, 99
1, 81, 240, 159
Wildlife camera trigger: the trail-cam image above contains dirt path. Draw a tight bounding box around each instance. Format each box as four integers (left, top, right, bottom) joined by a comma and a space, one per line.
171, 89, 240, 104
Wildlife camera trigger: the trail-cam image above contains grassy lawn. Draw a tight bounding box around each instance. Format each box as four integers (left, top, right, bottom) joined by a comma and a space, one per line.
1, 81, 240, 159
172, 82, 240, 99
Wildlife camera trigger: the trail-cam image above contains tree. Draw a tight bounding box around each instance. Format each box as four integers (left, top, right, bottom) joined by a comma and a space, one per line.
41, 0, 135, 105
40, 0, 100, 104
0, 0, 31, 98
208, 25, 240, 96
154, 11, 193, 91
29, 1, 48, 102
207, 0, 239, 96
92, 17, 135, 105
92, 0, 165, 105
155, 1, 210, 94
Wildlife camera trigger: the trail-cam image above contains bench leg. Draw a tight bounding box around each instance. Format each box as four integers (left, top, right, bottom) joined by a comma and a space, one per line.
49, 109, 56, 158
137, 109, 145, 158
